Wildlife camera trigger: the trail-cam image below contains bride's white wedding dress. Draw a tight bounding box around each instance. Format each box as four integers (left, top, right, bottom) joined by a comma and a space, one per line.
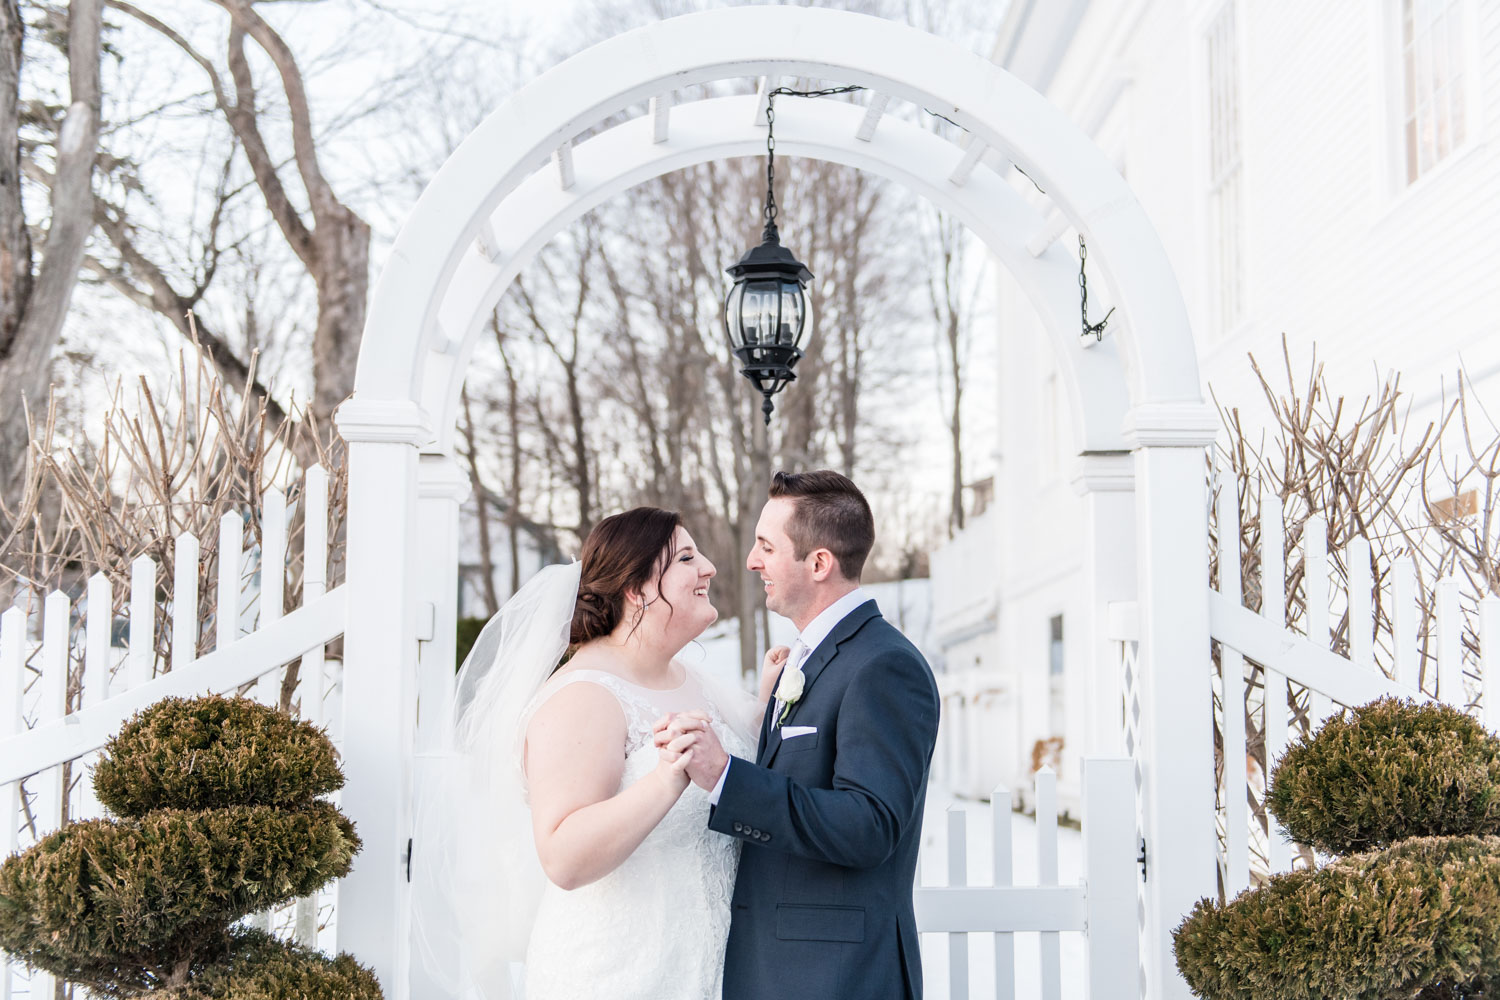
521, 665, 755, 1000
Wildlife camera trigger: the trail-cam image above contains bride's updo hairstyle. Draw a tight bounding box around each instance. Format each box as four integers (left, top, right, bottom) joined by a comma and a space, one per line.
570, 506, 683, 647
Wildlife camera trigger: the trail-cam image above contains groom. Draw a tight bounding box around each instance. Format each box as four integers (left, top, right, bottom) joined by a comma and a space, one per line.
665, 470, 940, 999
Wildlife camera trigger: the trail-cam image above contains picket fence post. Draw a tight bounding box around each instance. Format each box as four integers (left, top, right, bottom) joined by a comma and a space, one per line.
1483, 598, 1500, 733
1214, 466, 1250, 897
1083, 757, 1139, 1000
1, 607, 23, 1000
991, 783, 1014, 999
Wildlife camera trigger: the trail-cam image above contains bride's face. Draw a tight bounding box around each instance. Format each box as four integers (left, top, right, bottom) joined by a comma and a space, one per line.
641, 526, 718, 641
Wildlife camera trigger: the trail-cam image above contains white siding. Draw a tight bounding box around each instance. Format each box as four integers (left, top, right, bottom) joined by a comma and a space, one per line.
972, 0, 1500, 798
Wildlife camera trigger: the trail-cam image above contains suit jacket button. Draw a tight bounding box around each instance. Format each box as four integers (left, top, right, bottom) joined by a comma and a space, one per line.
763, 833, 772, 841
733, 822, 744, 833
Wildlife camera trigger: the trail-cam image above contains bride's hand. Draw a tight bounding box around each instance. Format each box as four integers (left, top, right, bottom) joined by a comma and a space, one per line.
760, 645, 790, 703
654, 731, 696, 794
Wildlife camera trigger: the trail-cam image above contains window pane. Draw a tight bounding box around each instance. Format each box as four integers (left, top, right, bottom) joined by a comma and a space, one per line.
1403, 40, 1416, 117
1205, 1, 1244, 332
1448, 11, 1467, 146
1406, 118, 1419, 183
778, 286, 801, 345
1401, 0, 1466, 184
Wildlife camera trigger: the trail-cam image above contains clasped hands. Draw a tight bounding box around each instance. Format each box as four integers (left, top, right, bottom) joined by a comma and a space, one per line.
653, 711, 728, 792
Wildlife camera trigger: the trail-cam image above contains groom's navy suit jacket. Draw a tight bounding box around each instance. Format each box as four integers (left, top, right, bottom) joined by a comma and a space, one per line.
708, 599, 940, 1000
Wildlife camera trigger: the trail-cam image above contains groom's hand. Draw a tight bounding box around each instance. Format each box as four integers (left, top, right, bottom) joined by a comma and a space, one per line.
663, 712, 728, 791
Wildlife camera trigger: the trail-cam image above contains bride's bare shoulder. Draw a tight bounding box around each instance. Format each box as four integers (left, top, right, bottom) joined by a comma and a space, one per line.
527, 672, 625, 739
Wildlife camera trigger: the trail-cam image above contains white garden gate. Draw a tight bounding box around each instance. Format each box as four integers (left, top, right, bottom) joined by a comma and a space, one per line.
4, 8, 1227, 1000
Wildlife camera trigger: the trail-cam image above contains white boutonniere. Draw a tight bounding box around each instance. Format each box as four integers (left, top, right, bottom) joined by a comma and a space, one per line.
776, 661, 805, 724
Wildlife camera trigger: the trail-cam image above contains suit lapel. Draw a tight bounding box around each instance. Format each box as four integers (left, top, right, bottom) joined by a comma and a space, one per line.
754, 676, 779, 765
760, 600, 880, 769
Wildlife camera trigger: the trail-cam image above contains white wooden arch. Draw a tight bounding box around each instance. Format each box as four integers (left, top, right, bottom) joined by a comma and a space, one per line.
419, 93, 1131, 456
333, 9, 1220, 1000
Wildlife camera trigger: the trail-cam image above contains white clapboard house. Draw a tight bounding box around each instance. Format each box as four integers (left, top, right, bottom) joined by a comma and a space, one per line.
931, 0, 1500, 810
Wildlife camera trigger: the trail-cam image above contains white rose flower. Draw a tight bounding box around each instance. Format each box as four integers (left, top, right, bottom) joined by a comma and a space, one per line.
776, 663, 805, 722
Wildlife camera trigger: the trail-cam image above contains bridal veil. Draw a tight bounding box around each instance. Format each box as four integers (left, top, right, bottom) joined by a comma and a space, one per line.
411, 561, 582, 1000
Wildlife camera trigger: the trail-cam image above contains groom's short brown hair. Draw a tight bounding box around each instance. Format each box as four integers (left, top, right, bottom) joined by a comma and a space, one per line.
768, 470, 875, 582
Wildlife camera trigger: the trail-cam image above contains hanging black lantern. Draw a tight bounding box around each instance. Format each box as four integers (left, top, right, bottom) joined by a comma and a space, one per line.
724, 90, 814, 425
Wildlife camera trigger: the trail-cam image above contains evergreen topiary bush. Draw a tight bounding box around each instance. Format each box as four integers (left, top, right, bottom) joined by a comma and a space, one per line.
158, 929, 383, 1000
1266, 698, 1500, 855
93, 694, 344, 815
1174, 835, 1500, 1000
1175, 697, 1500, 1000
0, 696, 381, 998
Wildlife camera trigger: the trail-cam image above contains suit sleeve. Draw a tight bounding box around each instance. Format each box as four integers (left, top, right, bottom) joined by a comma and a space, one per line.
707, 647, 940, 869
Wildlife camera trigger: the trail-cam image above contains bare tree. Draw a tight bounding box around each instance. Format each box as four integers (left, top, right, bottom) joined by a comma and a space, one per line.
91, 0, 370, 434
459, 384, 500, 616
512, 226, 600, 538
925, 206, 981, 536
0, 0, 103, 517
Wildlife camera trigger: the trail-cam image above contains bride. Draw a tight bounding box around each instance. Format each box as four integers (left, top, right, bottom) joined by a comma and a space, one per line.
414, 507, 777, 1000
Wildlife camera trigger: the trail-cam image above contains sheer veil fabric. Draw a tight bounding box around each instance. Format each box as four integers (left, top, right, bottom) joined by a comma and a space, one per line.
412, 561, 582, 1000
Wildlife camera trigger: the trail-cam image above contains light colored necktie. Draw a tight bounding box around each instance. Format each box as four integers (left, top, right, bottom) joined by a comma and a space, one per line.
775, 638, 810, 726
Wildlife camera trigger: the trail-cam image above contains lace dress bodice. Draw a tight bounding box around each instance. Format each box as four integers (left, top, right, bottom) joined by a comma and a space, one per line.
521, 665, 754, 1000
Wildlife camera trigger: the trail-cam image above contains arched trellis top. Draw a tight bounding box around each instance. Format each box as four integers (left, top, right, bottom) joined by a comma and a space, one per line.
349, 6, 1211, 457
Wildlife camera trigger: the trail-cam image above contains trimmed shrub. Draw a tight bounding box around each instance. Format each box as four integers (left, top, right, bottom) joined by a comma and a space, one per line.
1174, 835, 1500, 1000
1267, 698, 1500, 855
94, 695, 344, 816
159, 929, 383, 1000
0, 802, 358, 985
0, 694, 376, 998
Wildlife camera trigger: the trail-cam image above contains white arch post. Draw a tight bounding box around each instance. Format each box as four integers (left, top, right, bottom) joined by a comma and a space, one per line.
337, 9, 1217, 999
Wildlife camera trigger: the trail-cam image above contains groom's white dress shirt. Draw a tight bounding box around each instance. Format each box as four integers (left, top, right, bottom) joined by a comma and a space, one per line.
709, 587, 873, 804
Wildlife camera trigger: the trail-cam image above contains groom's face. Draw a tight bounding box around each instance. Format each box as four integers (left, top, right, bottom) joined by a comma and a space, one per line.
747, 497, 813, 621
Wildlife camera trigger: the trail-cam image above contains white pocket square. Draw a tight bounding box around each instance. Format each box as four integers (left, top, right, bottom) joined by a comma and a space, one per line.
781, 725, 817, 739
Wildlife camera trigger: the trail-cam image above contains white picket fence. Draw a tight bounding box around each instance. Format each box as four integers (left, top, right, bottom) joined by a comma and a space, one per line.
915, 760, 1138, 1000
1208, 472, 1500, 898
0, 468, 346, 1000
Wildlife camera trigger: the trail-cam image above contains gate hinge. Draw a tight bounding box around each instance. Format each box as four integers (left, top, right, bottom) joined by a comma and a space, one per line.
1138, 836, 1148, 882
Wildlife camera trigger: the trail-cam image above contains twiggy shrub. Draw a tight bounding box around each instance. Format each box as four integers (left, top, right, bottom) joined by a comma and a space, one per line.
94, 695, 344, 816
159, 929, 382, 1000
1175, 835, 1500, 1000
1267, 698, 1500, 855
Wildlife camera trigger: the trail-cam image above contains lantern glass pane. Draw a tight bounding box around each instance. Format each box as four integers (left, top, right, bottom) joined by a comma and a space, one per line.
779, 284, 803, 346
801, 280, 814, 348
723, 282, 746, 349
742, 280, 780, 347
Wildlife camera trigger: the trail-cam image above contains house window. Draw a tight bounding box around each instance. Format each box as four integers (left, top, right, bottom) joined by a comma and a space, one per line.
1205, 2, 1245, 333
1048, 615, 1065, 676
1048, 614, 1066, 737
1399, 0, 1467, 184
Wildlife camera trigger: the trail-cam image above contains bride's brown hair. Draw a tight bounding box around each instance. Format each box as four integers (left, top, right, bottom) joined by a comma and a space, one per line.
570, 506, 683, 647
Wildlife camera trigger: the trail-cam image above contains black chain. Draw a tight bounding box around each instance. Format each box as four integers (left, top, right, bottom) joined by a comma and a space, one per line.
762, 84, 865, 241
1078, 234, 1114, 340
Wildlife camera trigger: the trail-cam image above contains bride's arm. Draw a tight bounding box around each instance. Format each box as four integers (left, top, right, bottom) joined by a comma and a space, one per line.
525, 682, 692, 890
